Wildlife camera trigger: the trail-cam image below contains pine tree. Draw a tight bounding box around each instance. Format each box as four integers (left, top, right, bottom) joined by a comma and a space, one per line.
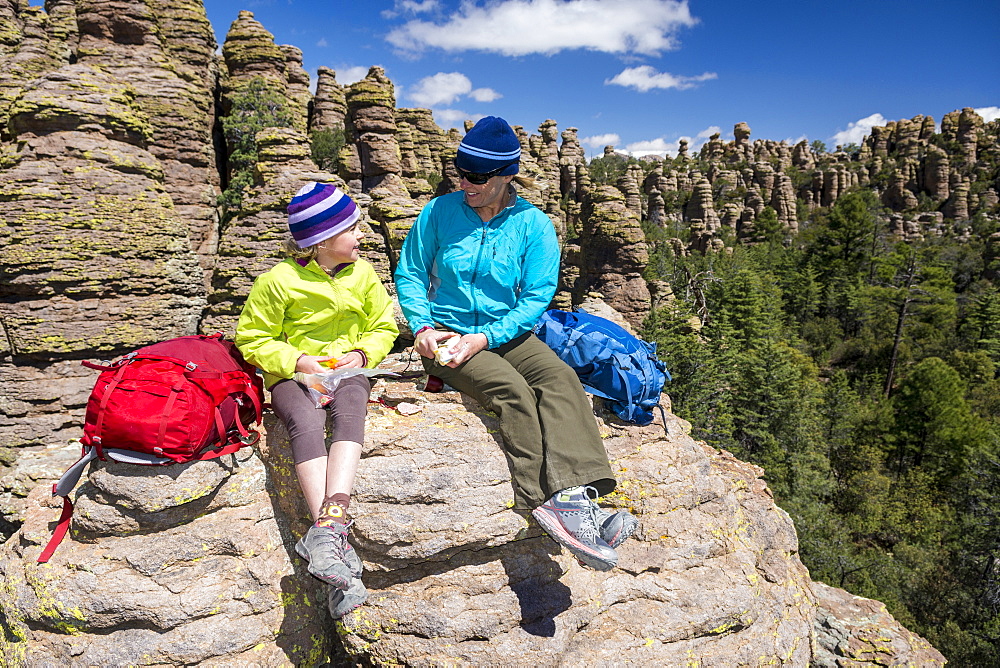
219, 77, 296, 217
965, 288, 1000, 363
892, 357, 991, 484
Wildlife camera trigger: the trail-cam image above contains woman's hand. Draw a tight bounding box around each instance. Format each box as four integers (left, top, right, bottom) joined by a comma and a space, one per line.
444, 333, 488, 367
414, 329, 487, 366
414, 328, 458, 359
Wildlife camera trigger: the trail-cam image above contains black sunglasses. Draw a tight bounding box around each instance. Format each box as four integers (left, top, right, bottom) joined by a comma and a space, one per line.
453, 160, 516, 185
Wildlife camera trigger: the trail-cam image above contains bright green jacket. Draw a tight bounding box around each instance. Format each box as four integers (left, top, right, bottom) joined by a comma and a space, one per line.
235, 258, 398, 388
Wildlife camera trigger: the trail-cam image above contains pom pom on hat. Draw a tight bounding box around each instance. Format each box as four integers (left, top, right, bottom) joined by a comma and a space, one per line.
455, 116, 520, 175
287, 182, 360, 248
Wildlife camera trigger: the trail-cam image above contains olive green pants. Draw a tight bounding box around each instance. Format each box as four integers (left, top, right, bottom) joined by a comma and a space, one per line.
424, 332, 616, 509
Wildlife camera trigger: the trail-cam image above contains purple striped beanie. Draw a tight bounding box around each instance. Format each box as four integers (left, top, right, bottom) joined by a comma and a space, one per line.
287, 182, 360, 248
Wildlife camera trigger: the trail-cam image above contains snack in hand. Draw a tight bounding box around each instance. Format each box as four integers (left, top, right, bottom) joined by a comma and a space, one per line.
434, 337, 460, 365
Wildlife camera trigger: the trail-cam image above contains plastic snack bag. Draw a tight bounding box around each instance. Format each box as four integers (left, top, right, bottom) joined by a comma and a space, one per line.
434, 335, 460, 365
294, 368, 399, 408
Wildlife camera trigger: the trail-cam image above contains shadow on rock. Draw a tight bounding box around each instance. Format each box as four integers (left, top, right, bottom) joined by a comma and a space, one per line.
501, 548, 572, 637
257, 415, 342, 665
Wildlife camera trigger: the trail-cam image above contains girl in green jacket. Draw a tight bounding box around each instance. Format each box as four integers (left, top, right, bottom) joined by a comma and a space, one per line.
236, 182, 398, 618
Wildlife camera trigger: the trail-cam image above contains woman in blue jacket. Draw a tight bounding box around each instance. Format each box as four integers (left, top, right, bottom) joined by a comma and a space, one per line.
394, 116, 637, 571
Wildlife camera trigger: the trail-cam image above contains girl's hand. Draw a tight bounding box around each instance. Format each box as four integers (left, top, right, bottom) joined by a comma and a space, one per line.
444, 333, 488, 367
333, 351, 366, 369
295, 354, 336, 374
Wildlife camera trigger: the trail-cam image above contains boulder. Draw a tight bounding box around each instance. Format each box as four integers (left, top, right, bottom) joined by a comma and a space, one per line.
346, 66, 405, 194
0, 65, 205, 365
0, 359, 945, 666
0, 447, 332, 665
812, 581, 945, 666
770, 173, 798, 233
559, 127, 587, 201
75, 0, 221, 267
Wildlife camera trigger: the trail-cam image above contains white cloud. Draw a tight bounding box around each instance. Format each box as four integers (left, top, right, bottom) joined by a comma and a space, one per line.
975, 106, 1000, 123
337, 66, 373, 85
382, 0, 440, 19
581, 133, 621, 149
626, 137, 676, 157
316, 38, 328, 48
407, 72, 502, 107
386, 0, 697, 56
469, 87, 502, 102
829, 113, 887, 147
409, 72, 473, 106
433, 109, 486, 129
605, 65, 716, 92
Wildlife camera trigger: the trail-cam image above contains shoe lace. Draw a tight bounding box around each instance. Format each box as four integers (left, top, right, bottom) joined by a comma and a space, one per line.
591, 504, 613, 526
573, 486, 603, 542
313, 519, 353, 555
332, 520, 354, 556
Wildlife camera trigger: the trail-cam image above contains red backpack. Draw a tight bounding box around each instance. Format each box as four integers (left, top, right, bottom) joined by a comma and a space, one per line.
38, 333, 265, 563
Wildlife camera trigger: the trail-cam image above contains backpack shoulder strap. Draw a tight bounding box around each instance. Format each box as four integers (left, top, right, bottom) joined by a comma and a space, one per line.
36, 497, 74, 564
37, 447, 99, 563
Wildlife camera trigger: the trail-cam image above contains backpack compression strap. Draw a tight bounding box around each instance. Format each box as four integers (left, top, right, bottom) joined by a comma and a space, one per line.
184, 370, 265, 448
90, 360, 135, 460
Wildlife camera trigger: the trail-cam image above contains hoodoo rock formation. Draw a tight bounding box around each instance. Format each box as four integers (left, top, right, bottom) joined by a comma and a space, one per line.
0, 0, 993, 664
577, 186, 652, 327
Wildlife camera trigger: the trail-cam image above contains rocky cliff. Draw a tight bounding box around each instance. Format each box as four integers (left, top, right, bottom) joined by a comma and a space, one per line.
0, 0, 985, 664
0, 366, 945, 666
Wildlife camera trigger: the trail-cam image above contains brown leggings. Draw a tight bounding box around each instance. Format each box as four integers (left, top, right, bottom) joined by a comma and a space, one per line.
269, 375, 371, 464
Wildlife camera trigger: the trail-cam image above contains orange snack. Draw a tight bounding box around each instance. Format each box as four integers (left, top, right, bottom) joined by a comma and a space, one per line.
322, 357, 339, 369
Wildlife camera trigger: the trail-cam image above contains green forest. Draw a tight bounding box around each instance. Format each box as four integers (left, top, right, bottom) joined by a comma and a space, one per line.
586, 152, 1000, 664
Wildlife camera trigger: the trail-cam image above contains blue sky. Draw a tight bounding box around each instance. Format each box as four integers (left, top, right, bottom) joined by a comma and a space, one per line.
203, 0, 1000, 158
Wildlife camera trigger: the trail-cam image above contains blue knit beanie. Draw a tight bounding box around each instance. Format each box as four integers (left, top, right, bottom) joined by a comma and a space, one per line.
287, 182, 360, 248
455, 116, 520, 175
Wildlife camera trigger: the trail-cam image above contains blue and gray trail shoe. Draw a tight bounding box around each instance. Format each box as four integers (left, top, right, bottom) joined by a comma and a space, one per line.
531, 486, 618, 571
593, 506, 639, 549
295, 520, 360, 590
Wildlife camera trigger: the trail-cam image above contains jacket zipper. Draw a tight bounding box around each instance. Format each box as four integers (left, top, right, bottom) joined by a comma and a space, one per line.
470, 224, 488, 329
328, 272, 344, 348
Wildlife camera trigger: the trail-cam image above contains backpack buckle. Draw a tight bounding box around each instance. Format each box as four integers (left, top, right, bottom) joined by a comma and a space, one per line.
185, 362, 198, 371
240, 431, 261, 446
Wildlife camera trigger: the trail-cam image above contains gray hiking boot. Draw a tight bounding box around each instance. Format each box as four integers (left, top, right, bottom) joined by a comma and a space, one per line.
531, 486, 618, 571
328, 575, 368, 619
593, 506, 639, 549
295, 520, 359, 590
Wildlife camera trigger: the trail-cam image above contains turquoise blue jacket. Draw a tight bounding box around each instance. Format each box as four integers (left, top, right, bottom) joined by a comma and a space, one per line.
394, 189, 559, 348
